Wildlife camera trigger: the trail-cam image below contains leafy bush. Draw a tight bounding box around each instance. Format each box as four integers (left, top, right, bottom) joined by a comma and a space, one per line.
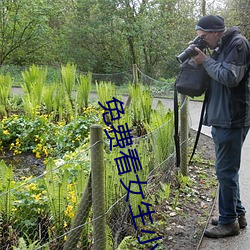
0, 107, 100, 158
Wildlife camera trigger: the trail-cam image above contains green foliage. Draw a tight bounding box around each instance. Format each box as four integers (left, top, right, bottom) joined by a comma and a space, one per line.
76, 72, 92, 111
43, 85, 56, 113
0, 110, 99, 158
0, 0, 227, 78
43, 159, 69, 230
0, 0, 52, 65
0, 71, 179, 248
12, 176, 48, 240
96, 81, 119, 107
129, 83, 153, 125
145, 100, 175, 164
21, 65, 47, 118
0, 161, 14, 222
13, 235, 47, 250
156, 182, 171, 204
178, 172, 192, 189
0, 73, 12, 116
61, 63, 76, 101
117, 234, 163, 249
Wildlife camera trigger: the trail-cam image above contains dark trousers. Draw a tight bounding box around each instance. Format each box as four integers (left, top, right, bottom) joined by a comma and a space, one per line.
211, 126, 249, 225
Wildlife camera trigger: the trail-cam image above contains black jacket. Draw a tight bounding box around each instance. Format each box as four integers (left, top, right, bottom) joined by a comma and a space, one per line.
203, 26, 250, 128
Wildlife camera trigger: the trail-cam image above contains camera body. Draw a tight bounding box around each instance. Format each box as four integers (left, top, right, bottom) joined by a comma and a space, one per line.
176, 36, 208, 63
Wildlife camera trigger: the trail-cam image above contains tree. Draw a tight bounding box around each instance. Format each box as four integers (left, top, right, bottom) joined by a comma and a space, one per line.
0, 0, 48, 65
220, 0, 250, 39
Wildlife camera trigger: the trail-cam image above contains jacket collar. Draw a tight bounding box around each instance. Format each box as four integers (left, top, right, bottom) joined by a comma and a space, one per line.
212, 26, 241, 58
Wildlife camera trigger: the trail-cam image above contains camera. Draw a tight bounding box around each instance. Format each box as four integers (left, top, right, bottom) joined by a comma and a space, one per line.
176, 36, 208, 63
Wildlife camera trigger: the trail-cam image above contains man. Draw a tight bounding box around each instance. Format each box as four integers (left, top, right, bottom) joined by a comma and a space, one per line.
192, 15, 250, 238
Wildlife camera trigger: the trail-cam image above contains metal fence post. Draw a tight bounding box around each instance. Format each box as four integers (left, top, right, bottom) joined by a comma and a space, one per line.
180, 94, 189, 176
91, 124, 106, 250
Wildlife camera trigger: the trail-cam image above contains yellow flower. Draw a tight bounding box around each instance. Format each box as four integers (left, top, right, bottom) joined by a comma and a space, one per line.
3, 130, 9, 135
71, 195, 76, 204
12, 207, 17, 212
32, 193, 42, 201
26, 183, 37, 191
65, 205, 74, 218
42, 147, 49, 157
14, 149, 22, 155
36, 152, 41, 159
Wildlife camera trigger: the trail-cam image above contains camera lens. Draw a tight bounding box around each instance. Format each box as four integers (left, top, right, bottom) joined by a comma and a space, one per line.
176, 36, 208, 63
176, 44, 198, 63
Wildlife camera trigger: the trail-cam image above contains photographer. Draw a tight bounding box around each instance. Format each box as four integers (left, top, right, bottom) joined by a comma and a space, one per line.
192, 15, 250, 238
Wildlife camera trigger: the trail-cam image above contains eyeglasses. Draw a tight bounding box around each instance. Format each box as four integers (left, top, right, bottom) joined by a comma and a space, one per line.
198, 32, 214, 40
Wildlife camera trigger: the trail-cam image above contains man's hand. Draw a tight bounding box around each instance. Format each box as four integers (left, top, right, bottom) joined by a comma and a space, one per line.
192, 47, 207, 64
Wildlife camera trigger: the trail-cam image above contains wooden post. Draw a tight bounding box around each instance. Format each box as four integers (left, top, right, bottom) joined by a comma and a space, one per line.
125, 64, 138, 109
133, 64, 138, 86
91, 124, 106, 250
180, 94, 188, 176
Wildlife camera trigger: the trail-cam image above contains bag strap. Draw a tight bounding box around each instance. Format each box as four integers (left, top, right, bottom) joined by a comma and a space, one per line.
174, 80, 180, 168
189, 91, 208, 164
174, 81, 208, 167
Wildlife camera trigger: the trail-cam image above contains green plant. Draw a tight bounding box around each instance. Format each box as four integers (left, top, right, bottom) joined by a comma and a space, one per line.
96, 81, 119, 106
172, 190, 180, 210
13, 233, 49, 250
21, 65, 47, 118
43, 84, 56, 114
60, 62, 76, 102
12, 176, 49, 241
117, 234, 163, 249
0, 73, 12, 117
178, 173, 191, 189
145, 100, 174, 164
51, 81, 74, 122
0, 161, 15, 222
158, 182, 171, 203
76, 72, 92, 111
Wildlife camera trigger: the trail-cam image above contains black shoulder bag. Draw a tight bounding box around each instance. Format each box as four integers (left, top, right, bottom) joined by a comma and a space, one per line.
175, 58, 208, 97
174, 58, 210, 168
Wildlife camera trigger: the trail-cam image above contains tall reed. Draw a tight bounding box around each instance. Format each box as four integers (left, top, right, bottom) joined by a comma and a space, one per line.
129, 84, 152, 124
21, 65, 47, 118
96, 81, 118, 107
145, 100, 174, 164
0, 161, 14, 222
76, 72, 92, 113
61, 63, 76, 103
0, 73, 12, 116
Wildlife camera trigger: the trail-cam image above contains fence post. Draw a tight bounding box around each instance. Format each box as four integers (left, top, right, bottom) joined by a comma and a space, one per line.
133, 64, 138, 85
180, 94, 188, 176
125, 64, 138, 109
91, 124, 106, 250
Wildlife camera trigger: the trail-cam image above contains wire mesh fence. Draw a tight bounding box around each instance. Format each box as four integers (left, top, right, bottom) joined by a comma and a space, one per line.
0, 65, 190, 249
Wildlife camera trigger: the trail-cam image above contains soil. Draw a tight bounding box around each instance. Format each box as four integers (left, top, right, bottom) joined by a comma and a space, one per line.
156, 130, 217, 250
0, 152, 45, 180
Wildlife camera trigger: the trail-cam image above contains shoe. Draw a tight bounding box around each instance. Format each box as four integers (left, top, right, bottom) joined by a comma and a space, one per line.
211, 214, 247, 229
204, 222, 240, 238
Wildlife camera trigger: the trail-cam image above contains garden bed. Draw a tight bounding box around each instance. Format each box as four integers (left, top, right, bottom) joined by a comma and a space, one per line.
159, 131, 217, 250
